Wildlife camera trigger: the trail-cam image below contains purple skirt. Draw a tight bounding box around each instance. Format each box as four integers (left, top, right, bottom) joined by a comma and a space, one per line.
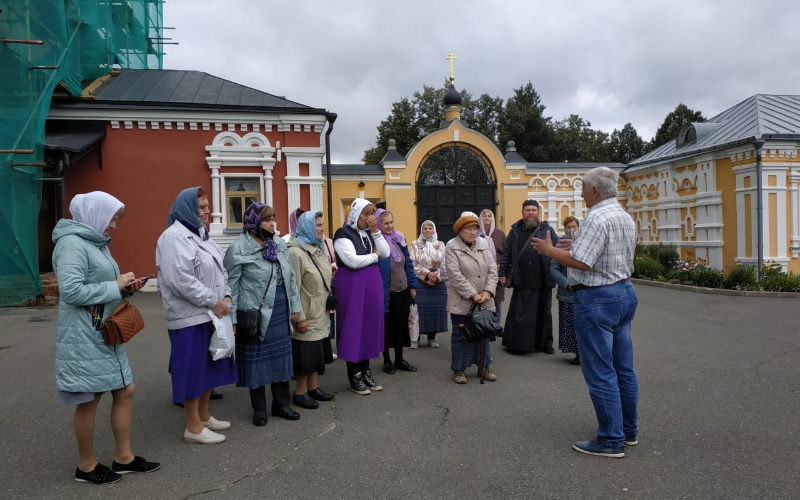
334, 265, 384, 362
168, 322, 237, 403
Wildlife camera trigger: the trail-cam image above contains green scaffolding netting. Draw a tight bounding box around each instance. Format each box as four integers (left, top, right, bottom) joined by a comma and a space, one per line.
0, 0, 162, 305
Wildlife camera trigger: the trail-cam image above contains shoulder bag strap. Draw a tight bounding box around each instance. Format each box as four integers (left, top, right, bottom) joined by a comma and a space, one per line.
257, 265, 274, 310
508, 230, 537, 279
303, 247, 331, 292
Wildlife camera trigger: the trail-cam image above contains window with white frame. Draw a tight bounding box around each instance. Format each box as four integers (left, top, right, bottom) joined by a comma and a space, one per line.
225, 177, 260, 228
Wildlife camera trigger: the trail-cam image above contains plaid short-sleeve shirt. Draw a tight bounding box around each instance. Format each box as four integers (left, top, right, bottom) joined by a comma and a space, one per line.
567, 198, 636, 287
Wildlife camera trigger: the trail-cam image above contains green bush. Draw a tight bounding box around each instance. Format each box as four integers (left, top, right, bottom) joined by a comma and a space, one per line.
691, 264, 724, 288
759, 264, 800, 292
634, 256, 663, 279
723, 264, 758, 290
643, 244, 680, 271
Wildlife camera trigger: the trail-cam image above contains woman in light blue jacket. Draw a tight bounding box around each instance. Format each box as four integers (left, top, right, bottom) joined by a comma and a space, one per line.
225, 203, 303, 426
156, 187, 237, 445
53, 191, 159, 484
549, 216, 580, 365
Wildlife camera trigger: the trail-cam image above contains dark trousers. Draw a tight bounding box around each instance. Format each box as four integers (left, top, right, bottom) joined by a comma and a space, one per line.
345, 360, 370, 378
249, 381, 290, 411
383, 347, 404, 364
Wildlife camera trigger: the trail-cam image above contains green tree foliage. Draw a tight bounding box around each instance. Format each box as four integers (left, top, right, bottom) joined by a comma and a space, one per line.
609, 123, 646, 163
498, 82, 554, 161
464, 93, 505, 144
550, 114, 611, 162
362, 98, 419, 164
646, 103, 706, 152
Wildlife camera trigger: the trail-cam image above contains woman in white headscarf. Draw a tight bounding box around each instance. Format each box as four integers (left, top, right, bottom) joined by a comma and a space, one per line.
408, 220, 448, 348
480, 209, 506, 321
332, 199, 390, 394
52, 192, 159, 484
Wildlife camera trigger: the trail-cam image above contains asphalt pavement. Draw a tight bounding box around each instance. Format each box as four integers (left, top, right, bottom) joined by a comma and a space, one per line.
1, 285, 798, 499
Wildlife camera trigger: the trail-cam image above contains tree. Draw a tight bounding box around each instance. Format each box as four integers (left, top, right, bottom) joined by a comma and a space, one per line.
646, 103, 705, 152
498, 82, 554, 161
608, 123, 646, 163
362, 98, 419, 164
550, 114, 611, 162
463, 93, 504, 144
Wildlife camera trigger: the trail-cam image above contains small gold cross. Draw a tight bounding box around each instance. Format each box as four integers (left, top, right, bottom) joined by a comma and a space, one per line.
446, 51, 457, 85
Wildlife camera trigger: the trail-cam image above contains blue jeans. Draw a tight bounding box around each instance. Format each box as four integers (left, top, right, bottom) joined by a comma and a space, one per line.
574, 280, 639, 448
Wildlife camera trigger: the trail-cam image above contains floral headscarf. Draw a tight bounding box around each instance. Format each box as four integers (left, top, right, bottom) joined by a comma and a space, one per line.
346, 198, 372, 230
167, 186, 208, 240
296, 211, 323, 250
376, 208, 403, 262
244, 202, 278, 262
70, 191, 124, 235
418, 220, 439, 258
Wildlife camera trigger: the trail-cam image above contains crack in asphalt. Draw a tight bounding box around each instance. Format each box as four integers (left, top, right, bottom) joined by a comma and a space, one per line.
754, 348, 800, 369
184, 391, 341, 499
436, 402, 450, 427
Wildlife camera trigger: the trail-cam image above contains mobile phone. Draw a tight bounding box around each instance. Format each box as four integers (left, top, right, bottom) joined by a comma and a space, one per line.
138, 274, 155, 284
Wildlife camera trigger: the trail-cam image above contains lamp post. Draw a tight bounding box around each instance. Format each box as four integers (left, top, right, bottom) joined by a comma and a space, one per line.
325, 112, 337, 237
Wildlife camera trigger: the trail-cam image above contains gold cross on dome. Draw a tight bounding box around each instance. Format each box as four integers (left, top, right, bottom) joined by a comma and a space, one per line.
446, 51, 457, 85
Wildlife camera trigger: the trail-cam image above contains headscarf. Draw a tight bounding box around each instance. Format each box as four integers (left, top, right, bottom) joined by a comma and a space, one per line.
480, 209, 496, 237
296, 211, 323, 250
70, 191, 124, 235
289, 208, 303, 235
167, 186, 208, 240
346, 198, 372, 230
376, 208, 403, 262
418, 220, 439, 258
243, 202, 278, 262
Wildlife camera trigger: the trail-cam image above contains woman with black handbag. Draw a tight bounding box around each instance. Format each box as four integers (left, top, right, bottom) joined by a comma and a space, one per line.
224, 203, 303, 426
287, 211, 335, 409
444, 213, 499, 384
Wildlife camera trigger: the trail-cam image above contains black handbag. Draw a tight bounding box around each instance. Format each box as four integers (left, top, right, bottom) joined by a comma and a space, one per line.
236, 266, 273, 337
304, 248, 336, 312
464, 302, 503, 342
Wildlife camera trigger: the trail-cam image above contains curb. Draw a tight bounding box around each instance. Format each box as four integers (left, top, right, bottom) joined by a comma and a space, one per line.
630, 278, 800, 298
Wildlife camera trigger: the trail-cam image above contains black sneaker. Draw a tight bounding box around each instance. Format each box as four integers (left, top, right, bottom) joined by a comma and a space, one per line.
111, 456, 161, 474
349, 372, 371, 395
362, 369, 383, 391
74, 463, 122, 484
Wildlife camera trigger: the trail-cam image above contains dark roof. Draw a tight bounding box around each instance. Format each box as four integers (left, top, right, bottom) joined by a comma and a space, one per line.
53, 69, 325, 114
323, 164, 384, 175
44, 120, 106, 154
380, 149, 405, 163
504, 151, 528, 164
628, 94, 800, 170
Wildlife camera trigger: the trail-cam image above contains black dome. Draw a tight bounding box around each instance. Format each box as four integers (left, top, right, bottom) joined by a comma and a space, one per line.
443, 85, 463, 106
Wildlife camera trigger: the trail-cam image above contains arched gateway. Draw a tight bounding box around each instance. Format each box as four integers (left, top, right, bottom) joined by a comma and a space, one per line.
416, 143, 496, 242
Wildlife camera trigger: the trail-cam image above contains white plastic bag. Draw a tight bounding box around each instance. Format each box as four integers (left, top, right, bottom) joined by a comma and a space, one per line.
408, 303, 420, 342
208, 311, 235, 361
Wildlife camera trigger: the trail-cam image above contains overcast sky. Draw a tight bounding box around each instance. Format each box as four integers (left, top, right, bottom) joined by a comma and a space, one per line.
163, 0, 800, 163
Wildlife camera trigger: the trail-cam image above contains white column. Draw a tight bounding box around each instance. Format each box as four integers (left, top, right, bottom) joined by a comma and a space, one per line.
209, 164, 224, 234
287, 182, 301, 226
310, 182, 324, 213
790, 171, 800, 258
262, 166, 274, 206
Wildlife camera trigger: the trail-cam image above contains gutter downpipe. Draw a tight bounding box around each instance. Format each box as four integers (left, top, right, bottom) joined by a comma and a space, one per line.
324, 112, 338, 237
754, 138, 765, 282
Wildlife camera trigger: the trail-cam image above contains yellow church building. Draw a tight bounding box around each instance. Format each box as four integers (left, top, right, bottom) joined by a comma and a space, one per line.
323, 91, 800, 274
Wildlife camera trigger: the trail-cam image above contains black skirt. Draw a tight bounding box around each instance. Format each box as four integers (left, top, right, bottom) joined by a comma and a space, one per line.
384, 288, 412, 349
291, 338, 326, 376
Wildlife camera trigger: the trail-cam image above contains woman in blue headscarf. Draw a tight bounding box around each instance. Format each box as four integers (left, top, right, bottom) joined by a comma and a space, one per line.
286, 211, 335, 409
224, 203, 303, 427
156, 187, 237, 445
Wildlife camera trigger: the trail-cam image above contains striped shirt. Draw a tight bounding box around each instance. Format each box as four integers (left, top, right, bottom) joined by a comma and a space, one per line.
567, 198, 636, 287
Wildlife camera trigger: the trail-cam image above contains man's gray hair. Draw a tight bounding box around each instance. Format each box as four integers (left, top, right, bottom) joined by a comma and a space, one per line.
583, 167, 618, 199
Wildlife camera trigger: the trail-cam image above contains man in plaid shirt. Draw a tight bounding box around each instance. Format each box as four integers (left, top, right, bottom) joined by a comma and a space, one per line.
533, 166, 639, 459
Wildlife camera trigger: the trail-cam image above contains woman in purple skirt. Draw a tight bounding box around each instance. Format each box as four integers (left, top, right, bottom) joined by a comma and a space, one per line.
333, 198, 390, 394
156, 187, 237, 445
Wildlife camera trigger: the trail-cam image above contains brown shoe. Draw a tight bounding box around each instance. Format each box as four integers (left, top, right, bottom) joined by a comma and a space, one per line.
453, 371, 467, 384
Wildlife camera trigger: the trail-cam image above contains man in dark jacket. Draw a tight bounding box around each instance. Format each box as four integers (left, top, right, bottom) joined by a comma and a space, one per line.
498, 199, 558, 353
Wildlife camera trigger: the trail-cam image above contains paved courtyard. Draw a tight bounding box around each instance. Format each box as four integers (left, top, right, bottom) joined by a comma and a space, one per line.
1, 284, 798, 498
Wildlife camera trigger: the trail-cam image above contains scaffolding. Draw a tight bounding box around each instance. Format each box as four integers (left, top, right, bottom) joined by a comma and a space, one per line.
0, 0, 163, 305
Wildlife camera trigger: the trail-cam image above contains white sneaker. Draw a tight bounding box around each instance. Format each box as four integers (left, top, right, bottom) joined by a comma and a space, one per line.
184, 427, 226, 444
430, 340, 440, 348
202, 416, 231, 431
410, 341, 418, 349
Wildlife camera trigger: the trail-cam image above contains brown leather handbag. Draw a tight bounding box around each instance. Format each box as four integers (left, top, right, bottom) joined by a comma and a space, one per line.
85, 300, 145, 345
